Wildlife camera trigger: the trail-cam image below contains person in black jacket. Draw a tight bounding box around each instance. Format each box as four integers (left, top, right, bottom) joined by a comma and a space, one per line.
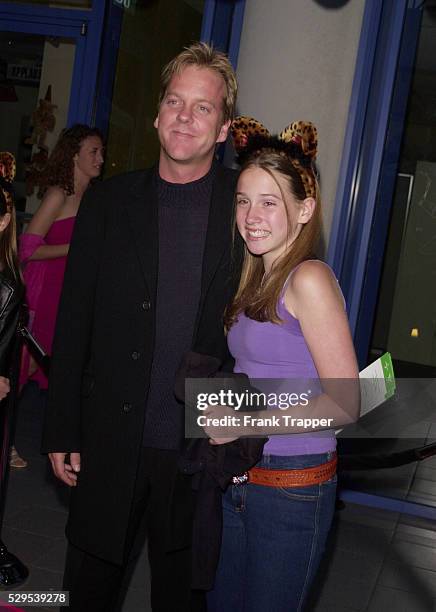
0, 153, 23, 379
0, 154, 27, 470
0, 153, 28, 586
42, 43, 242, 611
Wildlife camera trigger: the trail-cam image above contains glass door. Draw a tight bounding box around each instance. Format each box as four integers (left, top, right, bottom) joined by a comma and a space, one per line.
0, 1, 105, 213
367, 4, 436, 376
98, 0, 246, 176
102, 0, 206, 177
0, 31, 76, 215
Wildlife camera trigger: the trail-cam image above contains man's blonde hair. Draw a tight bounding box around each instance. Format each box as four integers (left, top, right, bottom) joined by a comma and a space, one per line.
158, 42, 237, 123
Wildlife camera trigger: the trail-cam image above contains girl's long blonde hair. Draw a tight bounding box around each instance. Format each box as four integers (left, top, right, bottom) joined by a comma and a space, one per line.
0, 188, 21, 283
224, 150, 322, 330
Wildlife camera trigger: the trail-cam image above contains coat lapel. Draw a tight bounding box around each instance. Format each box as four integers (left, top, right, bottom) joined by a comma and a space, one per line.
123, 163, 236, 312
124, 169, 159, 299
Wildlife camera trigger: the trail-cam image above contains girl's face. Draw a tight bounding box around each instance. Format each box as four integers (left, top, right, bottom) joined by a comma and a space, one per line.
236, 166, 310, 271
74, 135, 104, 180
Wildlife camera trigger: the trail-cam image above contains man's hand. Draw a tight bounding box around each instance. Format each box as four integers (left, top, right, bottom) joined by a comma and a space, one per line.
48, 452, 81, 487
0, 376, 10, 400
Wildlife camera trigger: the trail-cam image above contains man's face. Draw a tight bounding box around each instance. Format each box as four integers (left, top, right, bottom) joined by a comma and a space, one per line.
154, 66, 230, 173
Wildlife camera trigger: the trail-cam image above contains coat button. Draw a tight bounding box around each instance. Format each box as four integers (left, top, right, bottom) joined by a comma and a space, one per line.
131, 351, 140, 360
142, 300, 151, 311
122, 402, 132, 414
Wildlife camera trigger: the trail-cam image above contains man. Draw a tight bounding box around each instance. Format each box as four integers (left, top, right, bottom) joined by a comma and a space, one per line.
42, 42, 239, 611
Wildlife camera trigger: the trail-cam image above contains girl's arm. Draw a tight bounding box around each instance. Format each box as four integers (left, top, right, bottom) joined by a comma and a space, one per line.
24, 187, 69, 260
287, 259, 360, 425
206, 261, 360, 443
288, 260, 359, 381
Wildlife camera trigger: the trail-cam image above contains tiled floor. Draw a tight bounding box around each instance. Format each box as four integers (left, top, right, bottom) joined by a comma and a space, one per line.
2, 381, 436, 611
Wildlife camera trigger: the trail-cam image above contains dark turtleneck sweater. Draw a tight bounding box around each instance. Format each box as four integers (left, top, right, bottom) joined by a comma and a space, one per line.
142, 164, 215, 449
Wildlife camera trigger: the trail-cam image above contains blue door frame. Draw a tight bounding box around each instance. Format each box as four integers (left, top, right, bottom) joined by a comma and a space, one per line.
0, 1, 105, 125
327, 0, 423, 368
201, 0, 246, 68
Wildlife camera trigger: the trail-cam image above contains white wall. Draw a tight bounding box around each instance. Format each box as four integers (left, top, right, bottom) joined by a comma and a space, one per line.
26, 38, 75, 213
234, 0, 365, 246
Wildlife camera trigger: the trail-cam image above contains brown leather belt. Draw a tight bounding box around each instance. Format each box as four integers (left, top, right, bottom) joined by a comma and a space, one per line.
246, 453, 337, 488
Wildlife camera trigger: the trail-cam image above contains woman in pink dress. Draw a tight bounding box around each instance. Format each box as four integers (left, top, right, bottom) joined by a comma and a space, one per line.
19, 125, 104, 394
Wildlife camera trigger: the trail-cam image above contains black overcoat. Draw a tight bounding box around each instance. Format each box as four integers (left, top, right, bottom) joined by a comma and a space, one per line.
0, 274, 22, 375
41, 164, 241, 564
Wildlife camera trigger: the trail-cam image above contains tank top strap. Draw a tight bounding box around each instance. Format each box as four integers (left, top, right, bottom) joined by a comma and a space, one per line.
277, 261, 314, 324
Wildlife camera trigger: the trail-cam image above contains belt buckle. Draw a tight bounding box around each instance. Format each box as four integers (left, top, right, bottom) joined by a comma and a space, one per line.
232, 471, 249, 486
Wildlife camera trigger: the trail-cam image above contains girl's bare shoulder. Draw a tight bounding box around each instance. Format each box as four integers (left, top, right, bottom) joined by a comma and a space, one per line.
25, 187, 67, 235
42, 186, 67, 205
290, 260, 336, 291
287, 260, 344, 313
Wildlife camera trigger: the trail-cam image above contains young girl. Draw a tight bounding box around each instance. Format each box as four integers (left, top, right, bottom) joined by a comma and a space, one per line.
19, 124, 104, 390
207, 119, 359, 611
0, 153, 25, 466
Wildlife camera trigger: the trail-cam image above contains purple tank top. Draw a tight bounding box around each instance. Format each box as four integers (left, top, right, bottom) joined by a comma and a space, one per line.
227, 266, 336, 456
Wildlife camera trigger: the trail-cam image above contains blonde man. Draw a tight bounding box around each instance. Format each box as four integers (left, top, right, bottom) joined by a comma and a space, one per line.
43, 42, 239, 611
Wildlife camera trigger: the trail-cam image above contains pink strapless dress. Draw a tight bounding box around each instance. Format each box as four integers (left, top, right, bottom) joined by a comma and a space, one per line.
20, 216, 76, 389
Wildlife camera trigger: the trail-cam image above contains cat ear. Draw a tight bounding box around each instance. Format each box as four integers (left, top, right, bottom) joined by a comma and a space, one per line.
279, 121, 317, 159
230, 116, 270, 152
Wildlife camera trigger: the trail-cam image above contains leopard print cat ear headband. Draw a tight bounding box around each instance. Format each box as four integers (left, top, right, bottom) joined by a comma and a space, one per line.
230, 117, 318, 199
0, 152, 16, 212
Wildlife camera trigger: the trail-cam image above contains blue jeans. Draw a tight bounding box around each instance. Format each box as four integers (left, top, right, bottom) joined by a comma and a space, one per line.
207, 452, 337, 612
